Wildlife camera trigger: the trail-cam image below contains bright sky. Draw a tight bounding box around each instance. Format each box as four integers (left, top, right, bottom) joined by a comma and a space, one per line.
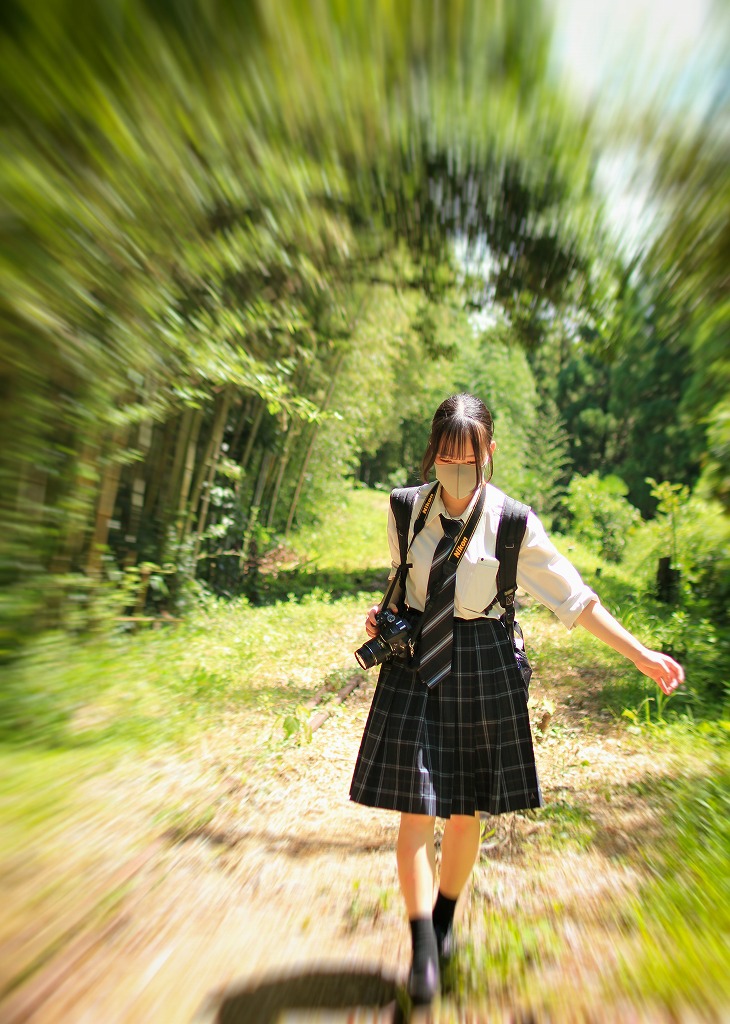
548, 0, 725, 257
549, 0, 717, 114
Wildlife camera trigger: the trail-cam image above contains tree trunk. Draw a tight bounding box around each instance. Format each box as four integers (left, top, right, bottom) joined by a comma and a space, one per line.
176, 407, 203, 541
123, 418, 154, 567
228, 396, 248, 460
192, 389, 232, 562
240, 450, 273, 566
265, 358, 314, 530
239, 399, 265, 476
49, 439, 100, 574
86, 425, 129, 579
266, 421, 301, 529
144, 419, 174, 524
163, 409, 192, 524
184, 388, 231, 547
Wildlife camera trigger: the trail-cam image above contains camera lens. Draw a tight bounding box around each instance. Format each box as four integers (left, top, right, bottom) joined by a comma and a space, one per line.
354, 635, 389, 670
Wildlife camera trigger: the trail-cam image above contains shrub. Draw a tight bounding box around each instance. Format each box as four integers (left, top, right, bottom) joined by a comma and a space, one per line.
560, 473, 641, 562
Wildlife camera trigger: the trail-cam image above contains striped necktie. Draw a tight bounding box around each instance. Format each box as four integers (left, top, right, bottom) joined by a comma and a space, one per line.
418, 515, 463, 690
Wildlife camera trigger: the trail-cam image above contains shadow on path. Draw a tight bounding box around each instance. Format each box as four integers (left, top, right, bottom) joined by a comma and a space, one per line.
168, 824, 397, 857
202, 967, 400, 1023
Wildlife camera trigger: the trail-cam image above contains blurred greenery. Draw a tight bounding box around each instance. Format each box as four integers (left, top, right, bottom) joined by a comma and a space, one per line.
560, 472, 642, 562
1, 0, 727, 668
615, 765, 730, 1017
0, 5, 728, 1012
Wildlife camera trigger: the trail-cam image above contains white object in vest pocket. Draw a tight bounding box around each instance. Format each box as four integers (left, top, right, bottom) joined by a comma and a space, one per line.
458, 555, 499, 613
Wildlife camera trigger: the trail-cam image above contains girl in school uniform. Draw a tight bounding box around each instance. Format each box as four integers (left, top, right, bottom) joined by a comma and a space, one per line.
350, 393, 684, 1007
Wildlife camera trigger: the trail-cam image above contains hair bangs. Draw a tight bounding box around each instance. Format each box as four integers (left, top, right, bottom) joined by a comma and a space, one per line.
421, 394, 494, 484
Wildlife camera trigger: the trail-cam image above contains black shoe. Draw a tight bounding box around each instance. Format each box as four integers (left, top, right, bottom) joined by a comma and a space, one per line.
407, 955, 440, 1006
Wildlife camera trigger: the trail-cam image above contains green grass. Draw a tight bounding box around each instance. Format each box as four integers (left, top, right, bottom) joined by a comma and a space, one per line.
536, 799, 596, 849
0, 591, 377, 751
286, 485, 390, 571
453, 908, 562, 999
613, 761, 730, 1017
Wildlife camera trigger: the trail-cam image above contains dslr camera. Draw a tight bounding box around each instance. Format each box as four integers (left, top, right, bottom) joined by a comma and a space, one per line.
354, 608, 413, 670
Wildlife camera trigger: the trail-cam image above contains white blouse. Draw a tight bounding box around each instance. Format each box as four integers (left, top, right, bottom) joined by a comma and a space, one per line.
387, 482, 598, 629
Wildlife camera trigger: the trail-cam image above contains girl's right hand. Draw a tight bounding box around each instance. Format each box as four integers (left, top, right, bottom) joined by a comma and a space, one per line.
365, 603, 398, 638
365, 605, 381, 638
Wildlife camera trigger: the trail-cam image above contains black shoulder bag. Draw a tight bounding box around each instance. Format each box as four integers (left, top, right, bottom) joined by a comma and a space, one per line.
487, 495, 533, 690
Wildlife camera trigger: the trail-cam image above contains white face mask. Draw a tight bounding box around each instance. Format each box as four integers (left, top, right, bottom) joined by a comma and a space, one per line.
435, 462, 479, 500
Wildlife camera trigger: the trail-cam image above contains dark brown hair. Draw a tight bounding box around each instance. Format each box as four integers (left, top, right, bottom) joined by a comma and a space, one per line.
421, 393, 494, 484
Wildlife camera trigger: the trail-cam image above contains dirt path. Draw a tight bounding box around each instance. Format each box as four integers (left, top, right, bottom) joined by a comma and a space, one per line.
2, 616, 696, 1023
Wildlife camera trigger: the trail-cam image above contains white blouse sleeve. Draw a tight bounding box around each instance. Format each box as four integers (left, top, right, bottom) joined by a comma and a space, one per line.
516, 511, 598, 630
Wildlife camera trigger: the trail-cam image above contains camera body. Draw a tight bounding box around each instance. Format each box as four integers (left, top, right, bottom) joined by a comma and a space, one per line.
354, 608, 413, 670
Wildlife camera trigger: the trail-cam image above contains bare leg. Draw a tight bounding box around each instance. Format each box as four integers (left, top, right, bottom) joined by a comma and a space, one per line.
397, 812, 437, 916
438, 812, 481, 899
398, 812, 440, 1004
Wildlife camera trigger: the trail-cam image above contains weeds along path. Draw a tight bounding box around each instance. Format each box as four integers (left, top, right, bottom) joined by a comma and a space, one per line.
2, 612, 710, 1023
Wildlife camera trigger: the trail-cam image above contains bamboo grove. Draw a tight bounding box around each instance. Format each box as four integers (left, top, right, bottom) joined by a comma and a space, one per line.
1, 0, 728, 656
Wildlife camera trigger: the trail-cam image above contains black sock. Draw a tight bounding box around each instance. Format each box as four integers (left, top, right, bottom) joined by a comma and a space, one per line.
432, 891, 457, 939
409, 916, 439, 973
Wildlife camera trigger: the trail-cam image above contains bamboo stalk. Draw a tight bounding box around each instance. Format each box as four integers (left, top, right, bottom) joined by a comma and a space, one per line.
123, 419, 154, 567
143, 420, 172, 521
266, 421, 301, 529
240, 450, 273, 566
285, 350, 345, 535
239, 399, 265, 475
85, 425, 129, 579
187, 391, 229, 534
49, 440, 100, 574
163, 409, 192, 521
227, 396, 248, 459
192, 389, 232, 562
176, 408, 203, 541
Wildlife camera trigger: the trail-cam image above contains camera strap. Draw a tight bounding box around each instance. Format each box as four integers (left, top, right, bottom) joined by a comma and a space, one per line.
407, 483, 487, 651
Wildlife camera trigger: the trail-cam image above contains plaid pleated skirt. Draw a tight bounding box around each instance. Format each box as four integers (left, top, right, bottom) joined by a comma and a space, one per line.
350, 617, 543, 818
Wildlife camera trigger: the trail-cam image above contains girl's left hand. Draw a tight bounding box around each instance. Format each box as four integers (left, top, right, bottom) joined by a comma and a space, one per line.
632, 649, 685, 695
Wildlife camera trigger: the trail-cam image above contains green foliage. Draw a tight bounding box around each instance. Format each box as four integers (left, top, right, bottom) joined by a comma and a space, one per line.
360, 329, 574, 521
474, 337, 572, 519
1, 0, 606, 652
623, 491, 730, 618
0, 588, 375, 750
618, 487, 730, 706
560, 472, 641, 562
287, 487, 390, 572
644, 111, 730, 511
615, 767, 730, 1016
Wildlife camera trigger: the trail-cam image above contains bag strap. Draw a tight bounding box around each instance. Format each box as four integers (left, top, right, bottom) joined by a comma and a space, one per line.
489, 495, 531, 641
390, 482, 437, 572
380, 483, 436, 611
